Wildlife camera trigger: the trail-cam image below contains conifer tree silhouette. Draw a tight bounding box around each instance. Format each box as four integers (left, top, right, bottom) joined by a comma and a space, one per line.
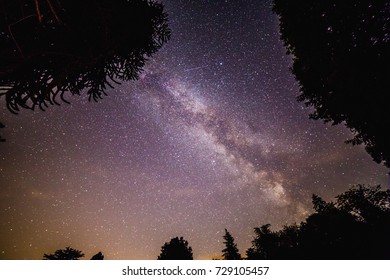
221, 229, 241, 260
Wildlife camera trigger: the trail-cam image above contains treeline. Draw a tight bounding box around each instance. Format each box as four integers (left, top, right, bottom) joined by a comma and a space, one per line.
245, 184, 390, 260
43, 185, 390, 260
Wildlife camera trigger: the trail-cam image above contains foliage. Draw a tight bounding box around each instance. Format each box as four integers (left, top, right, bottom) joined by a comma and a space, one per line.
273, 0, 390, 166
90, 252, 104, 260
157, 237, 193, 260
246, 224, 278, 260
43, 247, 85, 260
221, 229, 241, 260
246, 185, 390, 259
336, 184, 390, 222
0, 0, 171, 113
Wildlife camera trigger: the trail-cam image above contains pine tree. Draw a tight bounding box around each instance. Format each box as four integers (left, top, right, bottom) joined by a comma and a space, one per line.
221, 229, 241, 260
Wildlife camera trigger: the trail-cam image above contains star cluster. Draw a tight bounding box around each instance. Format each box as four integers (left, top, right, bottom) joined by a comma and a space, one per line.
0, 0, 387, 259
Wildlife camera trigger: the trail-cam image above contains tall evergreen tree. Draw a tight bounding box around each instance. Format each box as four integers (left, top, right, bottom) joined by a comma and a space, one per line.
221, 229, 241, 260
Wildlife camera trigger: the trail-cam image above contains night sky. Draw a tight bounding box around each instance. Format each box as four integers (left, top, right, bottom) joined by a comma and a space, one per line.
0, 0, 388, 260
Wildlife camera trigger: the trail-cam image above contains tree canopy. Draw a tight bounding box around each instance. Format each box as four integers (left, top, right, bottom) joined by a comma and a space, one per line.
246, 224, 279, 260
246, 185, 390, 259
43, 247, 104, 260
0, 0, 170, 113
157, 237, 193, 260
273, 0, 390, 167
43, 247, 85, 260
221, 229, 241, 260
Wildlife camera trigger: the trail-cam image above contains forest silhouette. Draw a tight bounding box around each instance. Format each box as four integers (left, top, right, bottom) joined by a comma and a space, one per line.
43, 185, 390, 260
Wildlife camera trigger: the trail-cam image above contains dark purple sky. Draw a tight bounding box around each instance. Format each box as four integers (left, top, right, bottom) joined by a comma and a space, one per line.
0, 0, 387, 259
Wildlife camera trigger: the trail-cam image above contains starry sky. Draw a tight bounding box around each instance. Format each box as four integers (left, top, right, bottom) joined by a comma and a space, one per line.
0, 0, 388, 260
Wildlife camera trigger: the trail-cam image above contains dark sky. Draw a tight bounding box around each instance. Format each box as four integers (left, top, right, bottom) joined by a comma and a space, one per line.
0, 0, 387, 259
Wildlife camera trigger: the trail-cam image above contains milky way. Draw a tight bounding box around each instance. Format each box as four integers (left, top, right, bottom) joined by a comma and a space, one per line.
0, 0, 387, 259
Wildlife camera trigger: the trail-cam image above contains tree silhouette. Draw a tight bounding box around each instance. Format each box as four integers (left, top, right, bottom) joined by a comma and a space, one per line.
90, 251, 104, 260
298, 194, 362, 259
0, 0, 170, 114
157, 237, 193, 260
336, 184, 390, 223
221, 229, 241, 260
246, 224, 278, 260
246, 185, 390, 259
43, 247, 85, 260
334, 184, 390, 259
273, 0, 390, 167
276, 224, 300, 259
